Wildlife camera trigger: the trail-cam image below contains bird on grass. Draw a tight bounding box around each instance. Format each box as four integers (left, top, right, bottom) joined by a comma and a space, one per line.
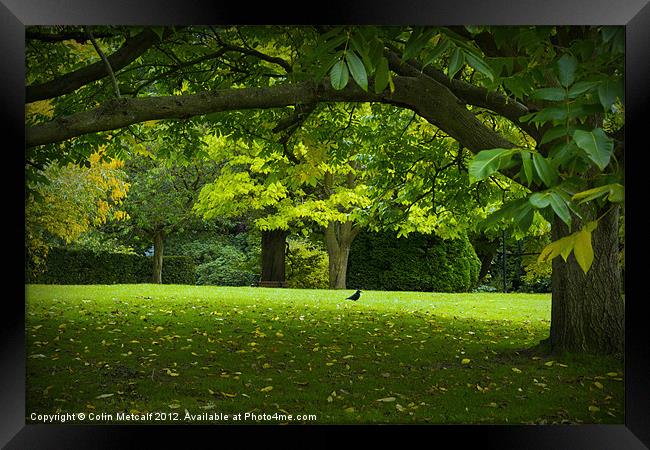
346, 290, 362, 301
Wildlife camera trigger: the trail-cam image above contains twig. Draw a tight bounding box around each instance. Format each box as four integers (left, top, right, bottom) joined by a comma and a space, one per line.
85, 26, 121, 99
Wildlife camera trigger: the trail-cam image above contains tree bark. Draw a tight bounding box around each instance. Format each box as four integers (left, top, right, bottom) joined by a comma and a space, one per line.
261, 229, 288, 285
546, 205, 624, 354
152, 229, 165, 284
324, 221, 359, 289
26, 75, 516, 154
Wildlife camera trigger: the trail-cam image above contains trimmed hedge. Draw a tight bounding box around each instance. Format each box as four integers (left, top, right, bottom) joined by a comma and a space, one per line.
27, 248, 196, 285
347, 231, 480, 292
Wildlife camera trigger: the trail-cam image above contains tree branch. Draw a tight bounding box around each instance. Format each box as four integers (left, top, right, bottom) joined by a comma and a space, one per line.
384, 47, 541, 141
27, 76, 517, 159
26, 27, 171, 103
85, 27, 121, 99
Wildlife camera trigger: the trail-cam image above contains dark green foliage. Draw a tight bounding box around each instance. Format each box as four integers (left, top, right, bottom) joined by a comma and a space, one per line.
285, 238, 329, 289
166, 232, 260, 286
485, 236, 552, 294
347, 232, 480, 292
160, 256, 197, 285
27, 248, 195, 285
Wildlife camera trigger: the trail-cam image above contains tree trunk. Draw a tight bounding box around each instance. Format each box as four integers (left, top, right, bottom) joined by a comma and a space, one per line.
261, 229, 288, 285
324, 221, 358, 289
152, 229, 164, 284
547, 205, 624, 354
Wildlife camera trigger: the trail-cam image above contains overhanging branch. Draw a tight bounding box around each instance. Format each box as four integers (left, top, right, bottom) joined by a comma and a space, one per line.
26, 76, 517, 159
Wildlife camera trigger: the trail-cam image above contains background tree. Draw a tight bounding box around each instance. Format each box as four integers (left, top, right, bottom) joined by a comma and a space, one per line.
121, 146, 220, 283
25, 148, 129, 275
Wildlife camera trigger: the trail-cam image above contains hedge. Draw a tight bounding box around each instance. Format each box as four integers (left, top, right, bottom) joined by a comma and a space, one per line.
27, 248, 196, 285
347, 231, 481, 292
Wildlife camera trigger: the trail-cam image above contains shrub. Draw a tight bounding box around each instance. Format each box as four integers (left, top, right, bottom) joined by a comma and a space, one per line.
195, 247, 259, 286
286, 238, 329, 289
167, 232, 260, 286
347, 231, 480, 292
27, 248, 196, 285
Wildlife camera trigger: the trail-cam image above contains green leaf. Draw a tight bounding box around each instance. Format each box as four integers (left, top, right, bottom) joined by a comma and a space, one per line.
468, 148, 517, 182
464, 51, 495, 81
549, 192, 572, 226
608, 183, 624, 203
573, 128, 613, 170
568, 81, 599, 99
151, 27, 165, 41
532, 88, 567, 101
521, 151, 533, 185
368, 38, 385, 71
557, 54, 578, 87
529, 192, 551, 209
422, 39, 450, 68
374, 57, 390, 94
345, 51, 368, 91
571, 185, 611, 204
448, 48, 465, 79
403, 28, 436, 61
515, 204, 535, 232
598, 79, 624, 111
573, 229, 594, 273
504, 76, 533, 100
330, 59, 349, 90
532, 153, 558, 187
541, 126, 574, 145
531, 107, 568, 124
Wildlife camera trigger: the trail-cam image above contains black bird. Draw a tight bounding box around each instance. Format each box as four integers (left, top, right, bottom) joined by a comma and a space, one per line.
346, 290, 362, 301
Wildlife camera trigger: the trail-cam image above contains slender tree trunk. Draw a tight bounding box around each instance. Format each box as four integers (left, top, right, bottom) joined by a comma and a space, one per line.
324, 221, 359, 289
546, 205, 624, 354
261, 229, 288, 285
152, 229, 164, 284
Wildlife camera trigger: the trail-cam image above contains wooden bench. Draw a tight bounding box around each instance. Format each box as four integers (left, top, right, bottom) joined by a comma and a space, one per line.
251, 280, 287, 288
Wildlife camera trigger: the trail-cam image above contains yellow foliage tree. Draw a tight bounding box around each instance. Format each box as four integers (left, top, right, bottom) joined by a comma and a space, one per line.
26, 147, 130, 273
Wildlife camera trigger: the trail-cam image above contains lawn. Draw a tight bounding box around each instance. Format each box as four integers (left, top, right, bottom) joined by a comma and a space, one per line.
25, 284, 624, 424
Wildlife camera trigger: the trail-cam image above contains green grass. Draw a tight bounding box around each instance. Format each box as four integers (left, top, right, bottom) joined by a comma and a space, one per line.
25, 284, 623, 424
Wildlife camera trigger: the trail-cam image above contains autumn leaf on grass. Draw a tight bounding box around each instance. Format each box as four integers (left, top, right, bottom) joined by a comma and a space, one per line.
165, 368, 180, 377
95, 393, 114, 399
588, 405, 600, 412
511, 367, 522, 373
376, 397, 396, 402
461, 358, 471, 365
260, 386, 273, 392
594, 382, 604, 389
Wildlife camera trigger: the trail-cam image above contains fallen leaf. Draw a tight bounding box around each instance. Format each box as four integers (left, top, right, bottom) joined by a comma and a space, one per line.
376, 397, 396, 402
95, 393, 114, 399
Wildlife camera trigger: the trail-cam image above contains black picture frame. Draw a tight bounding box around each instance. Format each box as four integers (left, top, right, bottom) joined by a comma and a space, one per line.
3, 0, 649, 447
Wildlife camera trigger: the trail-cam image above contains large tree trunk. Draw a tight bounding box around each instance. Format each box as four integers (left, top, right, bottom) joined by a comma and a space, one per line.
324, 221, 359, 289
152, 229, 164, 284
261, 229, 288, 285
547, 205, 624, 354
